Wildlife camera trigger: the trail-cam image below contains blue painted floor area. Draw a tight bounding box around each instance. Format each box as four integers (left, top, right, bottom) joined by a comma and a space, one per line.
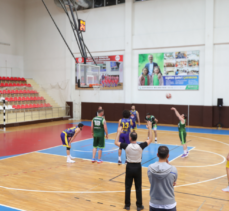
38, 139, 193, 167
0, 204, 22, 211
73, 121, 229, 135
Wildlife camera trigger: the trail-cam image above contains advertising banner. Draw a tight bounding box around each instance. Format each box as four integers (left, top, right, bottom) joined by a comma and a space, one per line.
76, 55, 123, 90
138, 51, 199, 90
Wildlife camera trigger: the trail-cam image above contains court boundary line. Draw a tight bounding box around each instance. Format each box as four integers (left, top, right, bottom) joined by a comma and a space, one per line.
0, 203, 25, 211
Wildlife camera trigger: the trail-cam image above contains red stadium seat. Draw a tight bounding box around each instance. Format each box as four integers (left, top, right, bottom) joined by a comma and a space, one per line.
8, 83, 13, 86
7, 90, 11, 94
13, 97, 18, 101
5, 83, 9, 87
0, 90, 2, 94
22, 97, 26, 101
18, 97, 22, 101
9, 77, 13, 81
10, 97, 14, 102
16, 105, 21, 109
25, 97, 30, 101
12, 105, 17, 109
12, 83, 17, 86
21, 105, 25, 109
5, 97, 9, 101
6, 77, 10, 80
16, 83, 20, 86
29, 104, 33, 108
27, 84, 31, 87
14, 90, 19, 95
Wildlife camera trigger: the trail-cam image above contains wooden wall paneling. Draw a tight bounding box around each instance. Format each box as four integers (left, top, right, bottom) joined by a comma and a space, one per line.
203, 106, 213, 127
114, 103, 125, 121
81, 102, 92, 120
159, 104, 174, 124
189, 106, 203, 126
101, 103, 114, 121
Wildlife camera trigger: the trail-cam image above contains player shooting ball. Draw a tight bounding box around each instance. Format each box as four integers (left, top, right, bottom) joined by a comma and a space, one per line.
145, 113, 158, 143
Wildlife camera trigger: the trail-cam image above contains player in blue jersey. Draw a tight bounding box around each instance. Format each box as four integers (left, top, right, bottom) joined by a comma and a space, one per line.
118, 110, 135, 164
130, 105, 140, 132
61, 123, 84, 163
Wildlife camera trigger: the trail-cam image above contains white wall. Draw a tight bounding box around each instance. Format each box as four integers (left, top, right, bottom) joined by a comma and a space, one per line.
0, 0, 25, 77
3, 0, 228, 118
24, 0, 73, 106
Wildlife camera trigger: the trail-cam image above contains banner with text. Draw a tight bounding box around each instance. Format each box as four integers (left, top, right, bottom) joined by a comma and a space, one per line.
138, 51, 199, 90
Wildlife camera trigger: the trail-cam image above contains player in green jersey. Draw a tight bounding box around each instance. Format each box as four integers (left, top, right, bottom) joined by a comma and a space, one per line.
145, 113, 158, 143
171, 107, 188, 158
91, 109, 108, 163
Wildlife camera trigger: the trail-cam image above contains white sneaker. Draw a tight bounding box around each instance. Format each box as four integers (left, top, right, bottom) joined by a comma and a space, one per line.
70, 156, 75, 159
67, 159, 75, 163
222, 187, 229, 192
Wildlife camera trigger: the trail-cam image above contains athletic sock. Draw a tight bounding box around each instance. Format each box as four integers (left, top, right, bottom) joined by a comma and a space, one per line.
67, 155, 71, 161
118, 156, 121, 161
155, 137, 157, 140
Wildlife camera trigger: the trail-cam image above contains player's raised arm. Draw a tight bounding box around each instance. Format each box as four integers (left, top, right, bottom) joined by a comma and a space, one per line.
146, 121, 152, 145
137, 111, 140, 126
115, 126, 123, 147
155, 118, 158, 124
171, 107, 185, 124
103, 120, 108, 139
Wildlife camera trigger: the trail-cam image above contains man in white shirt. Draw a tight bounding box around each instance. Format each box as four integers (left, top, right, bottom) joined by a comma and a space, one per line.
115, 121, 153, 211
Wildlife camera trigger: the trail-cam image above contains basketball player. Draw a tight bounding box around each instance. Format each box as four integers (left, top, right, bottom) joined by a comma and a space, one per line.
96, 106, 105, 119
91, 109, 108, 163
61, 123, 84, 163
118, 110, 135, 164
145, 113, 158, 143
222, 153, 229, 192
171, 107, 188, 158
130, 105, 140, 132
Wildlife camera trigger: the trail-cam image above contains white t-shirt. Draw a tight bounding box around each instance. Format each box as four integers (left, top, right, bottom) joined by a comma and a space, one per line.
149, 63, 154, 75
149, 202, 176, 209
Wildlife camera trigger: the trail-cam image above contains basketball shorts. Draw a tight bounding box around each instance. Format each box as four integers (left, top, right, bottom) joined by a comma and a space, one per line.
93, 136, 105, 149
226, 161, 229, 168
152, 124, 157, 131
179, 131, 187, 145
132, 121, 137, 130
61, 132, 70, 148
119, 133, 130, 144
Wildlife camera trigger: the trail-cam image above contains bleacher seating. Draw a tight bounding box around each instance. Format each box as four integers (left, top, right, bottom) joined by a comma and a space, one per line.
0, 76, 51, 111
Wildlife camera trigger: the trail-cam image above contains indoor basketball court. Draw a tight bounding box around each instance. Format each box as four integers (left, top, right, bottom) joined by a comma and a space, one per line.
1, 0, 229, 210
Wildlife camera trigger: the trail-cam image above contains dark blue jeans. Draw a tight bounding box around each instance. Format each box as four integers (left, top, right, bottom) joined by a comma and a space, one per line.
149, 206, 177, 211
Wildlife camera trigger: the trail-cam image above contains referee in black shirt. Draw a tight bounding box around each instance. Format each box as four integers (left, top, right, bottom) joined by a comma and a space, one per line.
115, 121, 153, 211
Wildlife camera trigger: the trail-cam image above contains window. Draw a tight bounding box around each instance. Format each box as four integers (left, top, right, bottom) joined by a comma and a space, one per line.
118, 0, 125, 3
94, 0, 104, 7
106, 0, 116, 6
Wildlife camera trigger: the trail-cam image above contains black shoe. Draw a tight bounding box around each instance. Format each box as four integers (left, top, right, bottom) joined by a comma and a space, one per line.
124, 205, 130, 210
118, 160, 122, 165
137, 205, 144, 211
125, 160, 127, 164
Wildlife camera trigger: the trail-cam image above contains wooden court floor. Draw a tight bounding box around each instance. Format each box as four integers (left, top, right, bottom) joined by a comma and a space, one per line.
0, 120, 229, 211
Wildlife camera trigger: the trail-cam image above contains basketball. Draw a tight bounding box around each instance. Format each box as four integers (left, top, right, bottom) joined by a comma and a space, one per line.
166, 93, 172, 99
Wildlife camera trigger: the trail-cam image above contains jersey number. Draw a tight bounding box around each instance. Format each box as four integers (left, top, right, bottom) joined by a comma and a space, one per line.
94, 121, 101, 126
122, 122, 129, 131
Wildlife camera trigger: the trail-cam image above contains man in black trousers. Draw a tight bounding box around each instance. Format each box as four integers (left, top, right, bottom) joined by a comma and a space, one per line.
115, 121, 152, 211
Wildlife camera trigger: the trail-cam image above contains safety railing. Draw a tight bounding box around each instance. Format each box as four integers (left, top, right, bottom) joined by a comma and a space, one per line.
0, 105, 70, 124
